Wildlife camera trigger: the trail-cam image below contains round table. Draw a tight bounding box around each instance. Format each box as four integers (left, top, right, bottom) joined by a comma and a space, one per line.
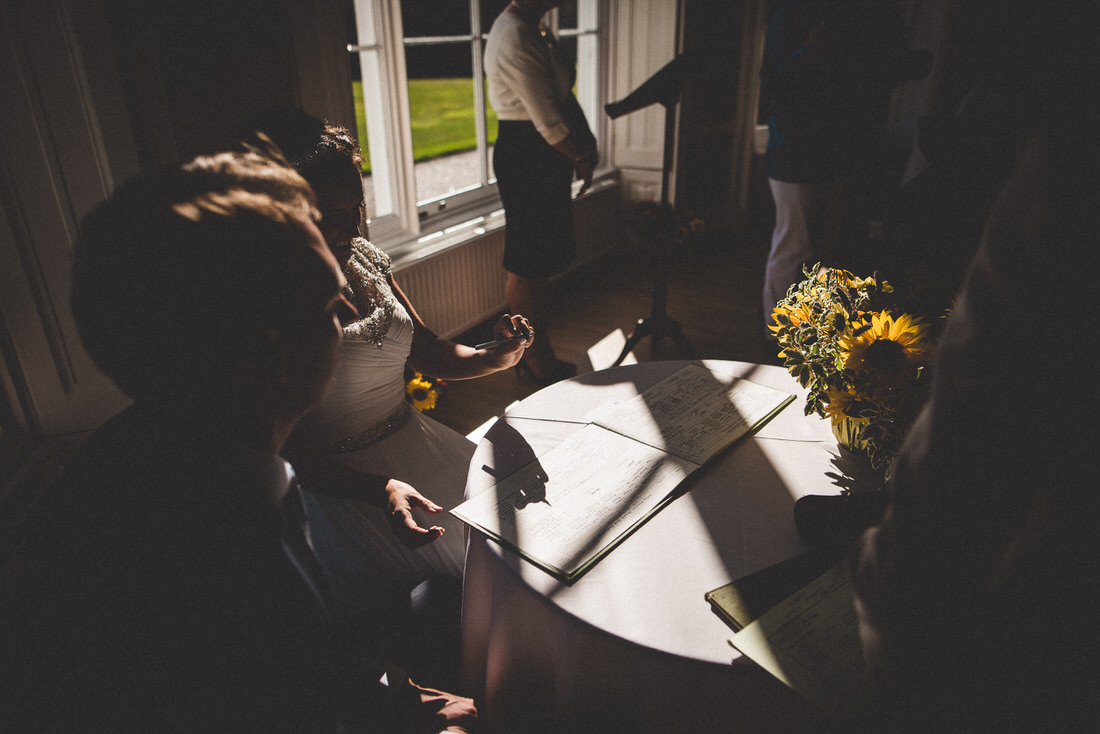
459, 360, 866, 732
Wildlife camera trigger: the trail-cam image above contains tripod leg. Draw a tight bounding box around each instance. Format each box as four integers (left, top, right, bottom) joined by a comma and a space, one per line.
663, 316, 695, 359
612, 318, 655, 367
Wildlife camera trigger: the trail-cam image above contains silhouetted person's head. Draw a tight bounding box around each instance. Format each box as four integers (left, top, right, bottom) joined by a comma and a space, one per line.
72, 151, 348, 427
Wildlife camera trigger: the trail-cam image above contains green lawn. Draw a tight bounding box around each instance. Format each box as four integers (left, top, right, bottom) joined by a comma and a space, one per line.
353, 78, 498, 174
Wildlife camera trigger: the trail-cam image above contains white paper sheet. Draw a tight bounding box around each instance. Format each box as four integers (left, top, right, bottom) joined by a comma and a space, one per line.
592, 363, 796, 464
452, 424, 696, 580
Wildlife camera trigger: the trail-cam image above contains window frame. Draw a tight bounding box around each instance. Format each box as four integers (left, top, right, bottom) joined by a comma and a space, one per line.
349, 0, 606, 259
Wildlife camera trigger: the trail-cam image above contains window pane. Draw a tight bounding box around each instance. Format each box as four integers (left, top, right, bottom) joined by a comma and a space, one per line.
349, 0, 600, 240
483, 75, 497, 185
405, 54, 482, 204
484, 76, 498, 147
351, 79, 379, 220
401, 0, 469, 41
401, 1, 482, 205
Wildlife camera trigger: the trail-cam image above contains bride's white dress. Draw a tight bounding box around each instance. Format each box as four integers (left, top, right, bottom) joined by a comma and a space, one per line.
292, 238, 472, 618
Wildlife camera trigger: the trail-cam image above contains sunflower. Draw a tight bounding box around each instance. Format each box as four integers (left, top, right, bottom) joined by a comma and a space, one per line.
823, 386, 874, 425
405, 372, 439, 412
769, 300, 813, 333
840, 312, 933, 386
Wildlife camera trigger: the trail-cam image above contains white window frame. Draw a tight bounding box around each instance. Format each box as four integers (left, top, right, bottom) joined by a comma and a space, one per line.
350, 0, 605, 258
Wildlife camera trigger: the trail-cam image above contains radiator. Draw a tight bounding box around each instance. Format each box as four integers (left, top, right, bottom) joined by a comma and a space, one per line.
394, 227, 508, 339
393, 181, 620, 339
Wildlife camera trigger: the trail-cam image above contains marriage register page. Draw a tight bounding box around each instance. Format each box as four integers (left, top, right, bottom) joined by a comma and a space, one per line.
451, 363, 795, 582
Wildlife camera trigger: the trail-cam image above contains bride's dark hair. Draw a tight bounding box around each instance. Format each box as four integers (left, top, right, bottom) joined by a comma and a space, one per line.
239, 106, 363, 186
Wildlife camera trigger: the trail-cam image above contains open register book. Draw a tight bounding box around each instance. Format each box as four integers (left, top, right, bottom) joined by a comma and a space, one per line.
450, 363, 795, 583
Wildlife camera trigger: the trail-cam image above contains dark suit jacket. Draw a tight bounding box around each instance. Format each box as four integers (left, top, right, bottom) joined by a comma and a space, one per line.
0, 404, 382, 732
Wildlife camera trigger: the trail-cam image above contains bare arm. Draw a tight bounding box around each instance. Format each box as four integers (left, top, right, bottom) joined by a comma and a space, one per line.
393, 274, 532, 380
286, 454, 446, 549
552, 131, 597, 197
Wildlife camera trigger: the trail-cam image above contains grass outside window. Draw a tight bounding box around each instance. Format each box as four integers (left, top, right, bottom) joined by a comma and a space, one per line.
354, 79, 498, 174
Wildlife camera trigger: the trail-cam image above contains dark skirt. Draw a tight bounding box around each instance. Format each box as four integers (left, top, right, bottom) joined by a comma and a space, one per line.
494, 120, 576, 278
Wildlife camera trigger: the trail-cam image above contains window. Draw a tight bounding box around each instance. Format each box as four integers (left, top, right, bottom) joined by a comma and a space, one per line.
348, 0, 603, 252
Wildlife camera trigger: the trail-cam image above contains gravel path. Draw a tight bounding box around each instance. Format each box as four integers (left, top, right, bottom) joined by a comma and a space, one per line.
364, 147, 490, 220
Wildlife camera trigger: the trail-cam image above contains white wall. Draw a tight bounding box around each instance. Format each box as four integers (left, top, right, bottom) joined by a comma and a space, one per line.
606, 0, 680, 204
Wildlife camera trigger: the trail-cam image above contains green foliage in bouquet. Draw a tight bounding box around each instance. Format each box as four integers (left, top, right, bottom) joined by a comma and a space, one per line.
770, 265, 949, 471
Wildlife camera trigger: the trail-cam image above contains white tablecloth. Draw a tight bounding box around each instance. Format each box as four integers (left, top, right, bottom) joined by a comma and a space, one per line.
460, 360, 865, 732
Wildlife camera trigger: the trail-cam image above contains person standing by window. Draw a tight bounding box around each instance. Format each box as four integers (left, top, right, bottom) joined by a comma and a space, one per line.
485, 0, 597, 385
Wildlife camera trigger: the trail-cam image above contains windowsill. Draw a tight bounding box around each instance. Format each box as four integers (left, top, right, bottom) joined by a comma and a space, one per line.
382, 169, 620, 271
387, 208, 508, 270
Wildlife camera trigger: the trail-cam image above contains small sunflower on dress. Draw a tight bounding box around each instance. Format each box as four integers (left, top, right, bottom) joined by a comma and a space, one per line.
771, 264, 949, 473
405, 372, 446, 412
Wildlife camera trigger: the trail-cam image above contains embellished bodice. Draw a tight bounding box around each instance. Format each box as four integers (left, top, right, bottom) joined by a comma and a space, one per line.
290, 238, 414, 454
341, 238, 397, 347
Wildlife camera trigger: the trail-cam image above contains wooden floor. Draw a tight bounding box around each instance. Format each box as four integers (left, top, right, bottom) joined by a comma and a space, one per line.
430, 225, 784, 438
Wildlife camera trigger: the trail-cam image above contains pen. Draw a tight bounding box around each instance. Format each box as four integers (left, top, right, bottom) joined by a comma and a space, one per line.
475, 333, 530, 350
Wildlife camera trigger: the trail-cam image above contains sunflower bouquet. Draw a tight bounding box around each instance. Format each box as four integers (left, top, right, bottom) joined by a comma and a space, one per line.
405, 372, 446, 412
770, 265, 946, 472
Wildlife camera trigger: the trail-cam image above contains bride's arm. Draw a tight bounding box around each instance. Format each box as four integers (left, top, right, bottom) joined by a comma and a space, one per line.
390, 274, 531, 379
287, 453, 446, 548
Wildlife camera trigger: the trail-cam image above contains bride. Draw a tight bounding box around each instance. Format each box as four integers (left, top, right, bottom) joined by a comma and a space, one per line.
243, 108, 531, 618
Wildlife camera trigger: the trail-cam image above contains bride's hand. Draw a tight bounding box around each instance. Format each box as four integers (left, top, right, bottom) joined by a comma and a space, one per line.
385, 478, 445, 548
484, 313, 533, 369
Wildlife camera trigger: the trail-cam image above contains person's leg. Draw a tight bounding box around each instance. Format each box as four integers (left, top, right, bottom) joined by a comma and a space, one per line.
763, 178, 843, 327
763, 179, 816, 326
495, 122, 575, 382
505, 271, 545, 324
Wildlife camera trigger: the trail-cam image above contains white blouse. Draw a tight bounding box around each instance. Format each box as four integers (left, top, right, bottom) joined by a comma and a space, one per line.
484, 9, 573, 145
